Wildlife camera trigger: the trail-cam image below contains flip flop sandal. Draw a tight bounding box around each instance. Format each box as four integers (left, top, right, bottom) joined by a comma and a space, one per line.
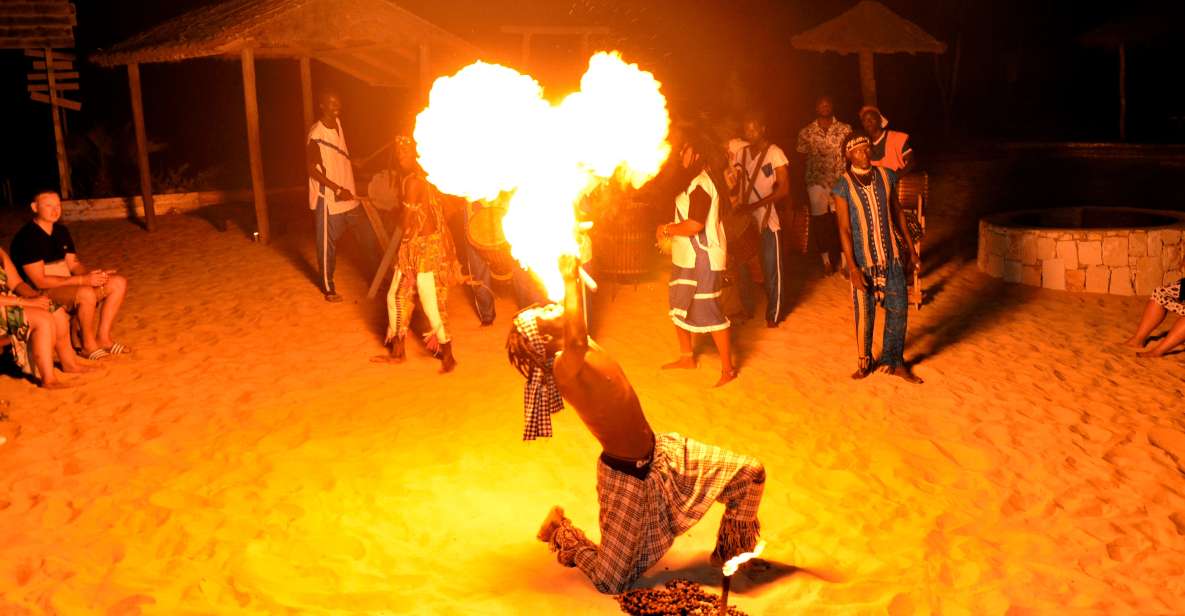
107, 343, 132, 355
87, 348, 111, 361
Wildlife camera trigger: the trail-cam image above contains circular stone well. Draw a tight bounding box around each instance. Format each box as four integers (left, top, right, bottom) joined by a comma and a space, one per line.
978, 207, 1185, 296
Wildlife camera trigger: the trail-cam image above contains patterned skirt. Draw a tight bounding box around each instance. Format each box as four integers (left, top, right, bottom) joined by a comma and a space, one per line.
1152, 280, 1185, 317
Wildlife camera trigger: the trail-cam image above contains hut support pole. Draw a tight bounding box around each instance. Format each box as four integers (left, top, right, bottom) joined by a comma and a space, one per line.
858, 50, 877, 106
418, 43, 431, 100
241, 48, 270, 243
1118, 43, 1127, 142
46, 49, 71, 199
300, 56, 313, 132
127, 62, 156, 231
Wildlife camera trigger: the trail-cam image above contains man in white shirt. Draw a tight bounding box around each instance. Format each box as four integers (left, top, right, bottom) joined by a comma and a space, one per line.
734, 111, 790, 327
307, 91, 381, 302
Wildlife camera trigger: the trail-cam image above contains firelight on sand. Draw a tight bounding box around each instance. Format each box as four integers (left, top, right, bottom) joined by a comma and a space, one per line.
414, 52, 670, 300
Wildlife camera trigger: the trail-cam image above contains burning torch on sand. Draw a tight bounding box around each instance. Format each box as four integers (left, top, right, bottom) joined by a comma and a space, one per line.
719, 539, 766, 615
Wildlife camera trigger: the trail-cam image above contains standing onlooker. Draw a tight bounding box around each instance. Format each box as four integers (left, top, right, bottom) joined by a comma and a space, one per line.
657, 128, 735, 387
832, 134, 921, 383
859, 106, 914, 174
307, 91, 381, 302
796, 95, 852, 275
734, 111, 791, 328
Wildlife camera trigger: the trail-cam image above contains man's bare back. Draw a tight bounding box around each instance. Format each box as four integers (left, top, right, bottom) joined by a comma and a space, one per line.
555, 339, 654, 461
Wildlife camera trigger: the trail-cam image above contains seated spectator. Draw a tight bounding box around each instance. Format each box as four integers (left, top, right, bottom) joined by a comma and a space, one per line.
1125, 277, 1185, 358
10, 190, 130, 360
1, 247, 93, 388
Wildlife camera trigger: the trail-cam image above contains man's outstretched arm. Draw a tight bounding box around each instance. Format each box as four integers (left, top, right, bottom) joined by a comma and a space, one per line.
557, 254, 588, 373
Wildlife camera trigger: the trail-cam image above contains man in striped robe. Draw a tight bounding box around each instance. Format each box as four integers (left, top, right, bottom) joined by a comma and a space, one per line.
832, 135, 922, 383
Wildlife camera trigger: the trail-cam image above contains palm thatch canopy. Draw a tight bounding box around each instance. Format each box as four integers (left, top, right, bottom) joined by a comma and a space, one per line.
792, 1, 945, 105
791, 0, 945, 56
1079, 11, 1178, 48
91, 0, 479, 88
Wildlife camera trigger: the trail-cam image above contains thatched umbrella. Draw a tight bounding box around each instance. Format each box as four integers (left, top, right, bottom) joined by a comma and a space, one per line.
791, 0, 946, 106
1080, 11, 1176, 141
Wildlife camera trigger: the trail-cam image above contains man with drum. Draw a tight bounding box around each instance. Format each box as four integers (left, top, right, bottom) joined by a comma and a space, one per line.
656, 127, 736, 387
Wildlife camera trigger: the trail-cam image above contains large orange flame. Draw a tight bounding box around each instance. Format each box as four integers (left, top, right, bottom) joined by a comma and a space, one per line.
414, 52, 670, 300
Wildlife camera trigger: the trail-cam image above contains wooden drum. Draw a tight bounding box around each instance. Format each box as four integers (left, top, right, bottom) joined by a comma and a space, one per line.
593, 199, 653, 279
467, 206, 517, 281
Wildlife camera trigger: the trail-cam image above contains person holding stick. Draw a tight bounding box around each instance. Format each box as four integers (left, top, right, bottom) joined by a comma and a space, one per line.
508, 254, 765, 594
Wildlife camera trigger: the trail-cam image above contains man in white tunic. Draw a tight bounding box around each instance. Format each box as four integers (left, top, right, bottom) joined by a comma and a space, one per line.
306, 91, 381, 302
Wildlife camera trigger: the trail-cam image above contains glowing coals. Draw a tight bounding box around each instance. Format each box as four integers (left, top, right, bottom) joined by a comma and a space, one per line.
414, 52, 670, 299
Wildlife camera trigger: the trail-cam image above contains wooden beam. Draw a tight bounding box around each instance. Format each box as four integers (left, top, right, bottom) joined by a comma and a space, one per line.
299, 55, 313, 132
501, 26, 611, 36
0, 3, 77, 17
33, 60, 72, 70
27, 81, 78, 92
46, 48, 69, 198
858, 50, 877, 106
240, 48, 270, 244
0, 36, 74, 48
127, 63, 156, 231
29, 92, 80, 110
27, 70, 76, 81
23, 48, 75, 60
1118, 43, 1127, 142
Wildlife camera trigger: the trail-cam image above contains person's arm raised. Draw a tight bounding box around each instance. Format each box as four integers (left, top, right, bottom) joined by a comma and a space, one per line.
559, 254, 588, 364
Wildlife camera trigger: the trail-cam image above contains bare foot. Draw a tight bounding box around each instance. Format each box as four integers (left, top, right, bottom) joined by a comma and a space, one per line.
1136, 350, 1163, 358
61, 363, 100, 374
888, 365, 924, 384
1123, 336, 1146, 349
714, 369, 738, 387
851, 366, 873, 380
662, 355, 696, 370
440, 351, 457, 373
369, 353, 404, 364
537, 506, 566, 542
40, 380, 74, 390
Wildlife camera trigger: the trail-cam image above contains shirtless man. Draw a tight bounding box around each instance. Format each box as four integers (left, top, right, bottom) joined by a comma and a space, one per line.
507, 255, 766, 594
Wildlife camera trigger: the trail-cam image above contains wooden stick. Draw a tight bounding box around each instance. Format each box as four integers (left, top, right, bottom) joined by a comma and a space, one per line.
717, 574, 731, 616
368, 224, 403, 300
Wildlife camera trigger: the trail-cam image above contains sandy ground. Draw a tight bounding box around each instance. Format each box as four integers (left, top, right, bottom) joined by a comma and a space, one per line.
0, 209, 1183, 616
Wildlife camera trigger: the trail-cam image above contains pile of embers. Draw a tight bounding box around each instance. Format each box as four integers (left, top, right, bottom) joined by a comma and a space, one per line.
616, 579, 748, 616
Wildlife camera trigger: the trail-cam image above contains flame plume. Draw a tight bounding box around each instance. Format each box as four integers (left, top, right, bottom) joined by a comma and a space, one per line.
414, 52, 670, 300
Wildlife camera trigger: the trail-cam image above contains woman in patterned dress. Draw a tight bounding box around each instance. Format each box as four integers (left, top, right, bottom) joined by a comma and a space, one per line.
1125, 277, 1185, 358
0, 248, 93, 388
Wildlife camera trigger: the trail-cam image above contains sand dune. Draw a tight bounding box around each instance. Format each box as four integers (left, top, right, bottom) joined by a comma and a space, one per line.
0, 211, 1182, 615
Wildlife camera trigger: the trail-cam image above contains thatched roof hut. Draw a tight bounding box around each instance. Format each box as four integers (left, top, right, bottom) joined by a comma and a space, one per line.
90, 0, 480, 240
792, 0, 945, 106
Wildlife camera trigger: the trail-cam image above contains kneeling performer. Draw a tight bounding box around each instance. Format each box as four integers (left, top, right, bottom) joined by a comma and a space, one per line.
507, 255, 766, 594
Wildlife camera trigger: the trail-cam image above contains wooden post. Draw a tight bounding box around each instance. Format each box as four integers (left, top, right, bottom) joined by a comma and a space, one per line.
858, 50, 877, 106
418, 43, 431, 101
45, 49, 71, 199
127, 62, 156, 231
520, 33, 532, 69
299, 56, 313, 133
1118, 43, 1127, 142
241, 48, 270, 243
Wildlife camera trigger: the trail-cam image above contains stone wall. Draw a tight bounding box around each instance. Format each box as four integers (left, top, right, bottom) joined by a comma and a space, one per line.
978, 215, 1185, 296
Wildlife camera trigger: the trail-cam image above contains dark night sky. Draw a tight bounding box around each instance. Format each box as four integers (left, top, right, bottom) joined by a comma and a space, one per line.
0, 0, 1179, 204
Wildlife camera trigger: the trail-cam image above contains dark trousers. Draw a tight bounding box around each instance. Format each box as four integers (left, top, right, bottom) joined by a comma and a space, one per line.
852, 261, 908, 370
738, 228, 785, 323
315, 201, 381, 295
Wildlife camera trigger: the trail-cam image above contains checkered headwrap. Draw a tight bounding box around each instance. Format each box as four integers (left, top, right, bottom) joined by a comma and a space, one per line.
513, 310, 564, 440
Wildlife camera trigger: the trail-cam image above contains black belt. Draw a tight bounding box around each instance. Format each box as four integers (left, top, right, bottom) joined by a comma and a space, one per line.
600, 452, 653, 480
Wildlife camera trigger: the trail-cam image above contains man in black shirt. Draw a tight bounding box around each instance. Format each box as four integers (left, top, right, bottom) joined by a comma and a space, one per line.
10, 190, 131, 360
